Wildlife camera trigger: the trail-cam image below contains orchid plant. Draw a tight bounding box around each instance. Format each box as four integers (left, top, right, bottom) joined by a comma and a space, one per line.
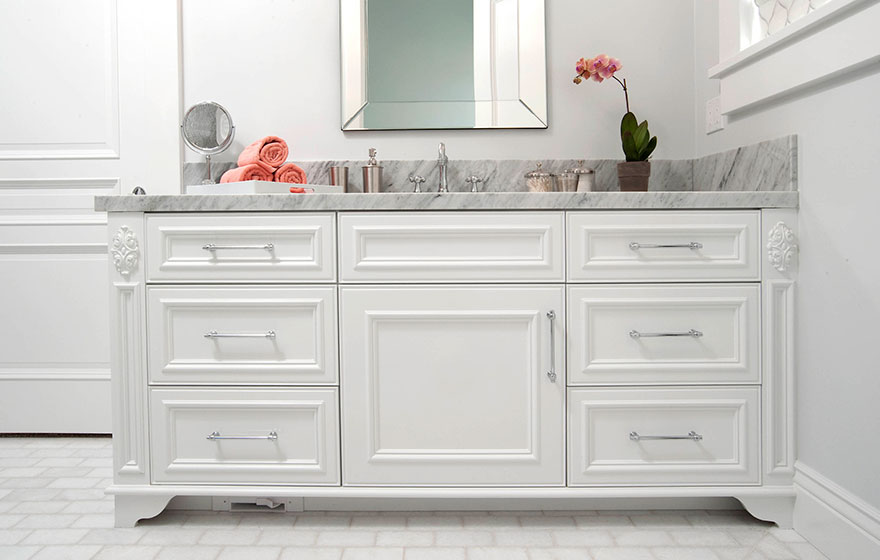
574, 55, 657, 162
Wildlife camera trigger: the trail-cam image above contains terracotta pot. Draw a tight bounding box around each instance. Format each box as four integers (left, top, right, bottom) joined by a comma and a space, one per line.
617, 161, 651, 192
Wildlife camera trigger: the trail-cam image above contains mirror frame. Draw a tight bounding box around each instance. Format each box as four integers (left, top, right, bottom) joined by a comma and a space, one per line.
340, 0, 547, 131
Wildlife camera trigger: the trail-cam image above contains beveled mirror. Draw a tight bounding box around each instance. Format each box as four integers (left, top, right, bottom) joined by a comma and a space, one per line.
340, 0, 547, 131
181, 101, 235, 184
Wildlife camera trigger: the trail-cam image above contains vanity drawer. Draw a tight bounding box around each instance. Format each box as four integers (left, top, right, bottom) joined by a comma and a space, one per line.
146, 213, 335, 282
150, 388, 339, 485
147, 286, 337, 385
568, 387, 759, 486
339, 212, 564, 282
567, 211, 759, 282
567, 284, 760, 385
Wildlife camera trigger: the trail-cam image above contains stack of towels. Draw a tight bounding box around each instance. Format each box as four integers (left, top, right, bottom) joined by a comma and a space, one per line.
220, 136, 308, 187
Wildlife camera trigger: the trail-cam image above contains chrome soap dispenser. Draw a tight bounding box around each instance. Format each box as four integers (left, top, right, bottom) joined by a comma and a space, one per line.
362, 148, 384, 193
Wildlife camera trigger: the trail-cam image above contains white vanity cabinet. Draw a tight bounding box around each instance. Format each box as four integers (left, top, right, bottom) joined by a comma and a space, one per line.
104, 204, 798, 529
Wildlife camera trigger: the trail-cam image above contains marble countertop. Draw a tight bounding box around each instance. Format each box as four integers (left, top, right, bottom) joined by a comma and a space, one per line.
95, 191, 798, 213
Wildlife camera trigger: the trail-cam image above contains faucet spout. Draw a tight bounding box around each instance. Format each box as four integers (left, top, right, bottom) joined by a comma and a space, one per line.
438, 142, 448, 193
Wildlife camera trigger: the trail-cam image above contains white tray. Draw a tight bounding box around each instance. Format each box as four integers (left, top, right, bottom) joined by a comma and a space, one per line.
185, 181, 342, 195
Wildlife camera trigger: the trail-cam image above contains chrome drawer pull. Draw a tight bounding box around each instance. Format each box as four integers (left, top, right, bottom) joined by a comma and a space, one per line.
629, 241, 703, 250
202, 243, 275, 252
629, 430, 703, 442
207, 431, 278, 441
629, 329, 703, 339
546, 310, 557, 382
204, 330, 276, 339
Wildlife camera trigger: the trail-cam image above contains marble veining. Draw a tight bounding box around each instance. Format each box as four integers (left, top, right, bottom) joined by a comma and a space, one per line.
694, 135, 796, 192
183, 135, 795, 194
97, 191, 798, 213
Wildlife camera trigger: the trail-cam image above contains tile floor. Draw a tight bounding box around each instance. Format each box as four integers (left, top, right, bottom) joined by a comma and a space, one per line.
0, 437, 827, 560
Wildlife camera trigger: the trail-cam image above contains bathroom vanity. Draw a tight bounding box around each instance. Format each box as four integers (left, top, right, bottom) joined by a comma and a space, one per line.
97, 191, 799, 527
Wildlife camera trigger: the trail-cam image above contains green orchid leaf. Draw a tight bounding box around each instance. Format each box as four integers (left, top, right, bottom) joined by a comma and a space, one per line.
622, 131, 639, 162
620, 112, 638, 139
639, 136, 658, 160
633, 121, 650, 151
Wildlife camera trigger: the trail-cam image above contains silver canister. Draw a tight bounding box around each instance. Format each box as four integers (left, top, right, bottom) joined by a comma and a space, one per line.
362, 148, 384, 193
330, 166, 350, 191
525, 162, 553, 192
566, 160, 595, 192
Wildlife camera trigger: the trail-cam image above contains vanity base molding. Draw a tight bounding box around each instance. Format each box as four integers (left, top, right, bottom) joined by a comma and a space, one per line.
108, 485, 795, 528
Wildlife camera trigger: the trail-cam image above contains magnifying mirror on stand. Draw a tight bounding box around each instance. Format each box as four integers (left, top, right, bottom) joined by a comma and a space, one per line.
180, 101, 235, 184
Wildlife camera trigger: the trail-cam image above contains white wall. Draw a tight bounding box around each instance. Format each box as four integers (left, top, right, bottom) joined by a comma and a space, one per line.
182, 0, 695, 162
694, 1, 880, 510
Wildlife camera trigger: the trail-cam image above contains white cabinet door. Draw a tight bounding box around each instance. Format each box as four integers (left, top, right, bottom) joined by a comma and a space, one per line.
150, 388, 339, 485
147, 286, 338, 385
341, 286, 565, 486
568, 284, 761, 385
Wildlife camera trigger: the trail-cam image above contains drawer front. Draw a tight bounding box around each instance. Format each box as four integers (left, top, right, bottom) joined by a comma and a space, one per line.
147, 286, 337, 385
146, 213, 335, 282
150, 388, 339, 485
340, 212, 564, 282
567, 211, 759, 282
567, 284, 760, 385
568, 387, 760, 486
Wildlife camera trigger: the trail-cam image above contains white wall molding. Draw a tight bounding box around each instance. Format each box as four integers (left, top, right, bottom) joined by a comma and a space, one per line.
0, 0, 120, 160
794, 461, 880, 559
710, 0, 880, 115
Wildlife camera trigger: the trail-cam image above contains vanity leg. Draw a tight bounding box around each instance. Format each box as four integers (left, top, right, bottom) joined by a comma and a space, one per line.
737, 495, 795, 529
114, 494, 174, 528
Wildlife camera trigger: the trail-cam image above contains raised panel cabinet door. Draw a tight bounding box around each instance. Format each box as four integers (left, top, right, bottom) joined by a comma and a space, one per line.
567, 284, 761, 385
340, 286, 565, 486
146, 213, 336, 282
339, 212, 564, 282
146, 286, 338, 385
150, 388, 339, 485
568, 387, 760, 486
567, 211, 760, 282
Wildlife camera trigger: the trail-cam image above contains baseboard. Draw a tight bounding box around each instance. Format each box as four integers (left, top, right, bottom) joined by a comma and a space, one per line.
794, 461, 880, 560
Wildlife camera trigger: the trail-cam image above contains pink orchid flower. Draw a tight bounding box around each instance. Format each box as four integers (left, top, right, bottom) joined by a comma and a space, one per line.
572, 54, 630, 113
598, 57, 622, 79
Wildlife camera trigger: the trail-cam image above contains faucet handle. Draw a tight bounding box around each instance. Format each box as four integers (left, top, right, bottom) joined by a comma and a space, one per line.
465, 175, 484, 193
408, 175, 426, 193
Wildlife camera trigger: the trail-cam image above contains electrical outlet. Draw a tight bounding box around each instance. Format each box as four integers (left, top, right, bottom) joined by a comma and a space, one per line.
706, 96, 725, 134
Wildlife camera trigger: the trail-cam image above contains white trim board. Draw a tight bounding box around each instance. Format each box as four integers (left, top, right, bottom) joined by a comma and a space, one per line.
710, 0, 880, 115
794, 461, 880, 560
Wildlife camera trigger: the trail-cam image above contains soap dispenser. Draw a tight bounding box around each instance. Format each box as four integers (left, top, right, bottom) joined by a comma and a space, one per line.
362, 148, 384, 193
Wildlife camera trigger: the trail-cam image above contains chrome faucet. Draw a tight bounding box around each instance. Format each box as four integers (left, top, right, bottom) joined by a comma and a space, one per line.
438, 143, 449, 193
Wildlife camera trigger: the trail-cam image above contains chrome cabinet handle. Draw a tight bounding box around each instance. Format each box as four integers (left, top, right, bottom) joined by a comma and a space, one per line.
546, 310, 557, 383
207, 431, 278, 441
629, 329, 703, 339
629, 242, 702, 250
202, 243, 275, 251
630, 431, 703, 442
204, 330, 276, 339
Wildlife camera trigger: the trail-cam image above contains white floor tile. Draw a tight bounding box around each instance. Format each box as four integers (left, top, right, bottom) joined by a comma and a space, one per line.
30, 545, 102, 560
0, 437, 830, 560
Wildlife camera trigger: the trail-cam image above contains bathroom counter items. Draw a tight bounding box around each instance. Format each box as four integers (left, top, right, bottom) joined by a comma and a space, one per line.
96, 190, 798, 213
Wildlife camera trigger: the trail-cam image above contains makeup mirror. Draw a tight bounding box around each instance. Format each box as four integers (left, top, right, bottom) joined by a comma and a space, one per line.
181, 101, 235, 184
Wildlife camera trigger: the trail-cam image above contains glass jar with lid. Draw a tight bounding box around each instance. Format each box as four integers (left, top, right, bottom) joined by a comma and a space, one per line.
565, 160, 596, 192
525, 162, 554, 192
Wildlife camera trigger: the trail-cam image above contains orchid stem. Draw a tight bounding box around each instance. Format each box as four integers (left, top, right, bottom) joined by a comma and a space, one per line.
612, 76, 630, 113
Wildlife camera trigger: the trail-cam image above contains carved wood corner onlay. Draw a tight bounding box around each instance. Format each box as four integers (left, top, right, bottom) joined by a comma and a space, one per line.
111, 226, 139, 277
767, 221, 798, 273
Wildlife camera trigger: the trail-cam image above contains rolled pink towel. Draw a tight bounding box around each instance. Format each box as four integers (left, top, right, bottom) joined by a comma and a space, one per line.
274, 163, 307, 184
237, 136, 289, 168
220, 162, 274, 183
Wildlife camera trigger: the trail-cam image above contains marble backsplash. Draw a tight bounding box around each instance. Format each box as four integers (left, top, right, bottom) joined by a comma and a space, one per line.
183, 135, 796, 194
